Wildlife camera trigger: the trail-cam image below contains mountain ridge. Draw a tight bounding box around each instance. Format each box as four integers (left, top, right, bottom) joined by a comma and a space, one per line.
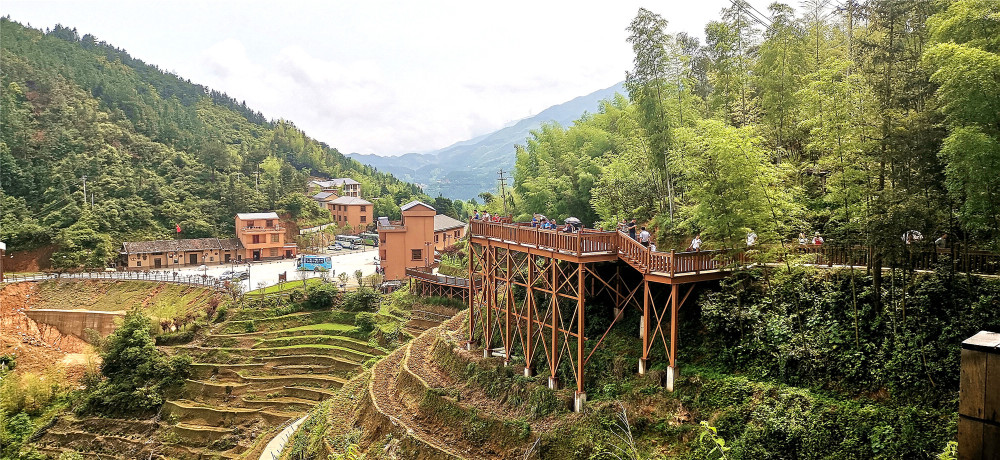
348, 82, 627, 200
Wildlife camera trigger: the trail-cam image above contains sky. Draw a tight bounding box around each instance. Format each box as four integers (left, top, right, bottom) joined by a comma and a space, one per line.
3, 0, 779, 156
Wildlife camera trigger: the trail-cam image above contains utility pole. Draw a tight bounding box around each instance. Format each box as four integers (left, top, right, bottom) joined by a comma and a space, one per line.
81, 175, 87, 208
497, 169, 510, 217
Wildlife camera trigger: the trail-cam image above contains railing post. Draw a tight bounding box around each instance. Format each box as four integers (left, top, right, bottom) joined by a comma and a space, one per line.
669, 250, 675, 277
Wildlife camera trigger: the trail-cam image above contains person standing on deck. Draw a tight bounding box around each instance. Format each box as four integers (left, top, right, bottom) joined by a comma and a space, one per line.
627, 219, 637, 240
689, 234, 702, 252
638, 227, 651, 248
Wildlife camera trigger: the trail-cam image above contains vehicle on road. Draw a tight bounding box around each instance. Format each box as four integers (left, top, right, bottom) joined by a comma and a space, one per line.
297, 255, 333, 271
335, 235, 363, 250
359, 232, 379, 247
220, 269, 249, 280
329, 243, 344, 251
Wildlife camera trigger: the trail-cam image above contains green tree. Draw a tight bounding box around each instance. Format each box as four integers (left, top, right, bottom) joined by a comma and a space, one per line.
82, 309, 191, 415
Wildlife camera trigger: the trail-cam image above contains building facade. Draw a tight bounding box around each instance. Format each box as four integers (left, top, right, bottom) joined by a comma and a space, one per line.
328, 196, 374, 233
377, 201, 466, 280
235, 212, 298, 261
121, 238, 243, 270
309, 178, 361, 197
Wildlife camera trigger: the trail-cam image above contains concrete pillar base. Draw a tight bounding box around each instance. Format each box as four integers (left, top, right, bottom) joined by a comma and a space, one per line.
483, 348, 491, 358
666, 365, 677, 392
523, 367, 533, 378
638, 358, 648, 375
465, 341, 474, 351
574, 392, 587, 412
548, 377, 559, 390
639, 316, 646, 339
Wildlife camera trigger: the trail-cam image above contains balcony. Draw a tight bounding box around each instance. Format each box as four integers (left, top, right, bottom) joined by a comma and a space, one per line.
241, 226, 283, 234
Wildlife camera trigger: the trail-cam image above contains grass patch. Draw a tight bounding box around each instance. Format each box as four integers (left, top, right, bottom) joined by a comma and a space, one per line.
277, 323, 356, 333
246, 277, 324, 296
30, 279, 221, 320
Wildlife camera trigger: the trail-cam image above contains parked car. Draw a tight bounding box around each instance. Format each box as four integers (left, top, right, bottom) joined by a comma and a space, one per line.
220, 269, 249, 280
329, 243, 344, 251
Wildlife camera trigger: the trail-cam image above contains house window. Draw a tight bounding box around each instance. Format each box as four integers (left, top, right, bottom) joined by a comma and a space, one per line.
247, 221, 255, 227
269, 248, 278, 257
411, 249, 422, 261
253, 235, 261, 244
266, 219, 273, 227
455, 230, 460, 237
435, 234, 439, 243
271, 234, 280, 243
360, 206, 366, 212
210, 257, 214, 262
137, 261, 142, 267
361, 216, 367, 223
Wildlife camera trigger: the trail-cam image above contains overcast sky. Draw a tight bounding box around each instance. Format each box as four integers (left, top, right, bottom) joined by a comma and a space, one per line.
3, 0, 779, 156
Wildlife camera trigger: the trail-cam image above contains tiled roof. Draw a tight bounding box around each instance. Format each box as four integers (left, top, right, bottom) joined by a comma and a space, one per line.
312, 191, 337, 201
330, 196, 372, 206
434, 214, 466, 232
401, 200, 434, 212
121, 238, 243, 254
236, 212, 280, 220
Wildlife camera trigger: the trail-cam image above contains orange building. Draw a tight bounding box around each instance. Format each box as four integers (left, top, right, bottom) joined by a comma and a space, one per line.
377, 201, 466, 280
235, 212, 298, 261
120, 238, 243, 270
327, 196, 374, 233
433, 214, 466, 251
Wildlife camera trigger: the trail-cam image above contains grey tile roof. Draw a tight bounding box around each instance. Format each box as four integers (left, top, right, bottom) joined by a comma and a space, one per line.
121, 238, 243, 254
236, 212, 280, 220
434, 214, 466, 232
330, 196, 373, 206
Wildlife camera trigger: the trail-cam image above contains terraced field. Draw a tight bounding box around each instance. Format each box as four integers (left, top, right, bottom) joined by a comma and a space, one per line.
35, 309, 386, 459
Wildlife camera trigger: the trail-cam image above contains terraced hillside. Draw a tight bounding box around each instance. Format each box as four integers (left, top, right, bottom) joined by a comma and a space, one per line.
284, 310, 552, 459
34, 305, 393, 459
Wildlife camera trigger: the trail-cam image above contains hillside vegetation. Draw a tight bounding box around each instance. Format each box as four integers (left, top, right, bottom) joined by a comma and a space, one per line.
501, 0, 1000, 258
0, 18, 427, 268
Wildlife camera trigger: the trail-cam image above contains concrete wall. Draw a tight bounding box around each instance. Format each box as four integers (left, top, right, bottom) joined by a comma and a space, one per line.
24, 309, 123, 343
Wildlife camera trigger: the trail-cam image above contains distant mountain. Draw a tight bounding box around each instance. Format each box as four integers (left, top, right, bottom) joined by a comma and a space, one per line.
349, 82, 627, 201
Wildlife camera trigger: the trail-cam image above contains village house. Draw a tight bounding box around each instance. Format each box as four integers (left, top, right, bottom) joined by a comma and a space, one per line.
377, 201, 467, 280
120, 237, 243, 270
308, 178, 361, 197
235, 212, 298, 261
328, 196, 374, 233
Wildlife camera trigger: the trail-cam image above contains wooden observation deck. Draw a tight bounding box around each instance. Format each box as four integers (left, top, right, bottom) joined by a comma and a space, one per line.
466, 220, 739, 411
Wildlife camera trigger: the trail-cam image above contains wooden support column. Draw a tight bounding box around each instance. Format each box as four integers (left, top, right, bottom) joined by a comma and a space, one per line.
504, 251, 512, 364
639, 279, 650, 375
574, 263, 586, 412
667, 283, 679, 391
549, 260, 559, 390
524, 256, 534, 377
467, 243, 475, 350
484, 244, 494, 358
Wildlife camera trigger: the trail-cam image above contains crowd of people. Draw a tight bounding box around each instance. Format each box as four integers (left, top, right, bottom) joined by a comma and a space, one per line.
472, 211, 953, 254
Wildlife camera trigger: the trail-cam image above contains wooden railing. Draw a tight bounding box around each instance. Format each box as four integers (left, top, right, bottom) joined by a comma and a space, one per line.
469, 221, 618, 257
470, 221, 1000, 278
405, 266, 472, 288
1, 270, 227, 290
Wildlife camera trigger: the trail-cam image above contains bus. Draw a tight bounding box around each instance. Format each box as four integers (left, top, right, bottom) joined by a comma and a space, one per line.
297, 255, 332, 271
359, 232, 379, 247
335, 235, 363, 249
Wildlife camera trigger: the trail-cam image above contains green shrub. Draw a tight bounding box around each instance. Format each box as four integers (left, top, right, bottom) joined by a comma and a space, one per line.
81, 309, 192, 416
301, 283, 339, 310
343, 288, 380, 312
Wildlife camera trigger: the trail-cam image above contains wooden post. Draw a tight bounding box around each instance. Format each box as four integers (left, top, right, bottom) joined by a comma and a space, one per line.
549, 260, 559, 390
959, 331, 1000, 459
504, 251, 512, 364
639, 280, 650, 375
667, 283, 679, 391
468, 241, 475, 350
525, 255, 534, 377
575, 264, 586, 411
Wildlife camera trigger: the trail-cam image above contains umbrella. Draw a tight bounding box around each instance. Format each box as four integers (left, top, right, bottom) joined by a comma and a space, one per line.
564, 217, 581, 225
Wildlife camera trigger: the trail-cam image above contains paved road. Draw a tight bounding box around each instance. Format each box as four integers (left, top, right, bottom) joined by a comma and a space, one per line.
148, 246, 380, 291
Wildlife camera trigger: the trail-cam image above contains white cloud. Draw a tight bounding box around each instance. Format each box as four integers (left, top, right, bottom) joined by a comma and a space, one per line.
4, 0, 784, 155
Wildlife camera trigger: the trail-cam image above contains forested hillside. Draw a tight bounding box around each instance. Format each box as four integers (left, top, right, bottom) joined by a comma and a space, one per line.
505, 0, 999, 255
0, 18, 427, 268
